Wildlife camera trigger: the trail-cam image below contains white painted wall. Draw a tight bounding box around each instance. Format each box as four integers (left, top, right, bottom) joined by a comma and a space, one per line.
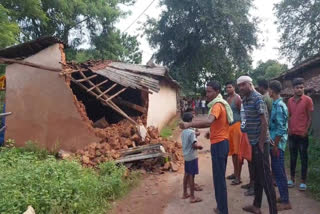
147, 80, 177, 130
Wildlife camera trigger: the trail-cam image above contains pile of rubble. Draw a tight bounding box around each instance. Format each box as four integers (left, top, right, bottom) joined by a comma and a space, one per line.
75, 119, 183, 171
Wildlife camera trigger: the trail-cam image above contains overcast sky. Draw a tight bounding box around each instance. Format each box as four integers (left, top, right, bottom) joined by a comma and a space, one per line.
116, 0, 289, 68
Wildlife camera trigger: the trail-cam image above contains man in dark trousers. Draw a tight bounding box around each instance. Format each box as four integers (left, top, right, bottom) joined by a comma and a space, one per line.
237, 76, 277, 214
180, 80, 233, 214
287, 78, 314, 191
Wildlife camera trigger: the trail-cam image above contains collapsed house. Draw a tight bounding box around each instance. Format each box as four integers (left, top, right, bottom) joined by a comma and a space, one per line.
0, 37, 180, 153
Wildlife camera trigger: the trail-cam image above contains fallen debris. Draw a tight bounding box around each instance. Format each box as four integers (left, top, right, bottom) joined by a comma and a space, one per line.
75, 119, 182, 172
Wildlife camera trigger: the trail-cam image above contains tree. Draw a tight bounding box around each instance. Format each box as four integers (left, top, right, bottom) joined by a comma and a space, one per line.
1, 0, 142, 63
145, 0, 258, 93
251, 60, 288, 82
275, 0, 320, 64
0, 5, 19, 49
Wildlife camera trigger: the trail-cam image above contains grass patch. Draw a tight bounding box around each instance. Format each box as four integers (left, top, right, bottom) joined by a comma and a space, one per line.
160, 118, 179, 139
285, 137, 320, 201
0, 142, 138, 214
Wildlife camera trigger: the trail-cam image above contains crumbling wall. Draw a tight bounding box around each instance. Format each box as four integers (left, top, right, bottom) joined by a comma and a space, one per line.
147, 79, 178, 130
5, 44, 100, 152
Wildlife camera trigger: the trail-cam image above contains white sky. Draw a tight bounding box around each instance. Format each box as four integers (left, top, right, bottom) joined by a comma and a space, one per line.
116, 0, 290, 68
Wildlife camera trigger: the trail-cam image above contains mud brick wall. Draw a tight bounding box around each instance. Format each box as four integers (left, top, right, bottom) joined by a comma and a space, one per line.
5, 44, 99, 152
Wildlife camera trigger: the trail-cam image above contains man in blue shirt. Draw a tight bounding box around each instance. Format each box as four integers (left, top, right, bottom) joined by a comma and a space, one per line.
237, 76, 277, 214
268, 80, 292, 211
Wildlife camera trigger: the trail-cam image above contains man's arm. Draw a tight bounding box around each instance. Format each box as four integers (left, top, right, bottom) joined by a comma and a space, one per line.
180, 114, 215, 129
236, 95, 242, 111
305, 98, 314, 135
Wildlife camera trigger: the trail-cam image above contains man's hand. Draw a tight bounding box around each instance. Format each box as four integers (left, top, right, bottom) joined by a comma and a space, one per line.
179, 122, 190, 129
193, 143, 203, 150
272, 146, 280, 158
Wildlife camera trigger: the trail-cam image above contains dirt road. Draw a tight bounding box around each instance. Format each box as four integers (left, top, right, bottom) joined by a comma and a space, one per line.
112, 118, 320, 214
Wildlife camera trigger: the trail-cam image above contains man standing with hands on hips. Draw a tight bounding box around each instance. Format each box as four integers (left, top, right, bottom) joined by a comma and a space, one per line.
180, 80, 233, 214
237, 76, 277, 214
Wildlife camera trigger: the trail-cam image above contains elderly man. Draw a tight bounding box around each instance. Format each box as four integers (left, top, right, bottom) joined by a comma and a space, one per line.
237, 76, 277, 214
180, 80, 233, 214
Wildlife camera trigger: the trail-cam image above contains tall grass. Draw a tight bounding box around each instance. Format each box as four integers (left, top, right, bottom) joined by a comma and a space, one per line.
0, 143, 138, 214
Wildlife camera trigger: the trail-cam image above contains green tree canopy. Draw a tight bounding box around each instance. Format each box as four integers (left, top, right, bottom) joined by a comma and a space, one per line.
0, 5, 19, 49
275, 0, 320, 64
144, 0, 258, 93
0, 0, 142, 63
251, 60, 288, 82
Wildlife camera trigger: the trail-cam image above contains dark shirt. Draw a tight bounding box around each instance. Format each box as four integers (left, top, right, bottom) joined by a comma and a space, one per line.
241, 90, 270, 145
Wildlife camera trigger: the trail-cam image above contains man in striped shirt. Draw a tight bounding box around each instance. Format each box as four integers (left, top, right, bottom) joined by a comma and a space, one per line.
237, 76, 277, 214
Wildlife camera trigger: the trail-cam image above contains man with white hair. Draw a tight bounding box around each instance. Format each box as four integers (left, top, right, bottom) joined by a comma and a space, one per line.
237, 76, 277, 214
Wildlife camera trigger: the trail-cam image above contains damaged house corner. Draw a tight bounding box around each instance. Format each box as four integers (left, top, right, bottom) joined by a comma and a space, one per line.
0, 36, 182, 170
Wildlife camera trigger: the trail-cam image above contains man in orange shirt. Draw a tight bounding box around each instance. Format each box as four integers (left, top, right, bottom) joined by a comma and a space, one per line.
180, 81, 232, 214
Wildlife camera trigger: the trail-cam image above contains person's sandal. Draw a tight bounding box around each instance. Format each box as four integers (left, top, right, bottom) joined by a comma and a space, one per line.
226, 174, 236, 180
241, 183, 251, 189
244, 187, 254, 196
287, 180, 295, 188
231, 178, 242, 185
277, 202, 292, 211
190, 197, 202, 203
299, 183, 307, 191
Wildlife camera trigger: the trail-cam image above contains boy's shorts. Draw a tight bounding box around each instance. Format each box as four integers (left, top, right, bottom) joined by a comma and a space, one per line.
184, 158, 199, 175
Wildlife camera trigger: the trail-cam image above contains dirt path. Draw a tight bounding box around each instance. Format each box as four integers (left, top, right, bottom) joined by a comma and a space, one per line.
112, 117, 320, 214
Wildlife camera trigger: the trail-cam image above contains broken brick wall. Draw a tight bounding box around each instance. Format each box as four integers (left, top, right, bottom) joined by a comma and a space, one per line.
147, 79, 178, 131
5, 44, 100, 152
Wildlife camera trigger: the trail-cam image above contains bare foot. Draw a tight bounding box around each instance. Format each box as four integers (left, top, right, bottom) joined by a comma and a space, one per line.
181, 194, 190, 199
195, 183, 203, 191
190, 197, 202, 203
242, 205, 261, 214
277, 202, 292, 211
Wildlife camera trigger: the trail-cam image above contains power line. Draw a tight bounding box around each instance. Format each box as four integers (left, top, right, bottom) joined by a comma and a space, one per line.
123, 0, 157, 32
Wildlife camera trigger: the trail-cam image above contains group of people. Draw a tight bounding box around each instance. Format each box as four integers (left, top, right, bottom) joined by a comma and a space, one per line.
179, 76, 314, 214
181, 97, 208, 116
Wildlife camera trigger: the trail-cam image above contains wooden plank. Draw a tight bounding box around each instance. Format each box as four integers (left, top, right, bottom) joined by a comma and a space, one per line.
114, 97, 147, 113
115, 152, 164, 164
97, 83, 117, 99
76, 74, 98, 82
87, 79, 108, 92
70, 78, 137, 125
0, 57, 61, 72
75, 72, 138, 125
119, 144, 162, 156
103, 87, 127, 103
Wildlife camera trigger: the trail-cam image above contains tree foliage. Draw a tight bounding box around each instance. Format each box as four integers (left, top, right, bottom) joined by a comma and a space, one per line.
145, 0, 258, 93
251, 60, 288, 82
275, 0, 320, 64
0, 5, 19, 49
0, 0, 142, 63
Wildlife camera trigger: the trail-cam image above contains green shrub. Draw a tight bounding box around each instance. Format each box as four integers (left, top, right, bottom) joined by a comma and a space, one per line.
0, 146, 136, 214
285, 137, 320, 201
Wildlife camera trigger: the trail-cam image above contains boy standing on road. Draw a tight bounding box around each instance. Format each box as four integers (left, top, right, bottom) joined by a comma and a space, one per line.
180, 80, 233, 214
287, 78, 314, 191
181, 112, 203, 203
268, 81, 292, 211
237, 76, 277, 214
